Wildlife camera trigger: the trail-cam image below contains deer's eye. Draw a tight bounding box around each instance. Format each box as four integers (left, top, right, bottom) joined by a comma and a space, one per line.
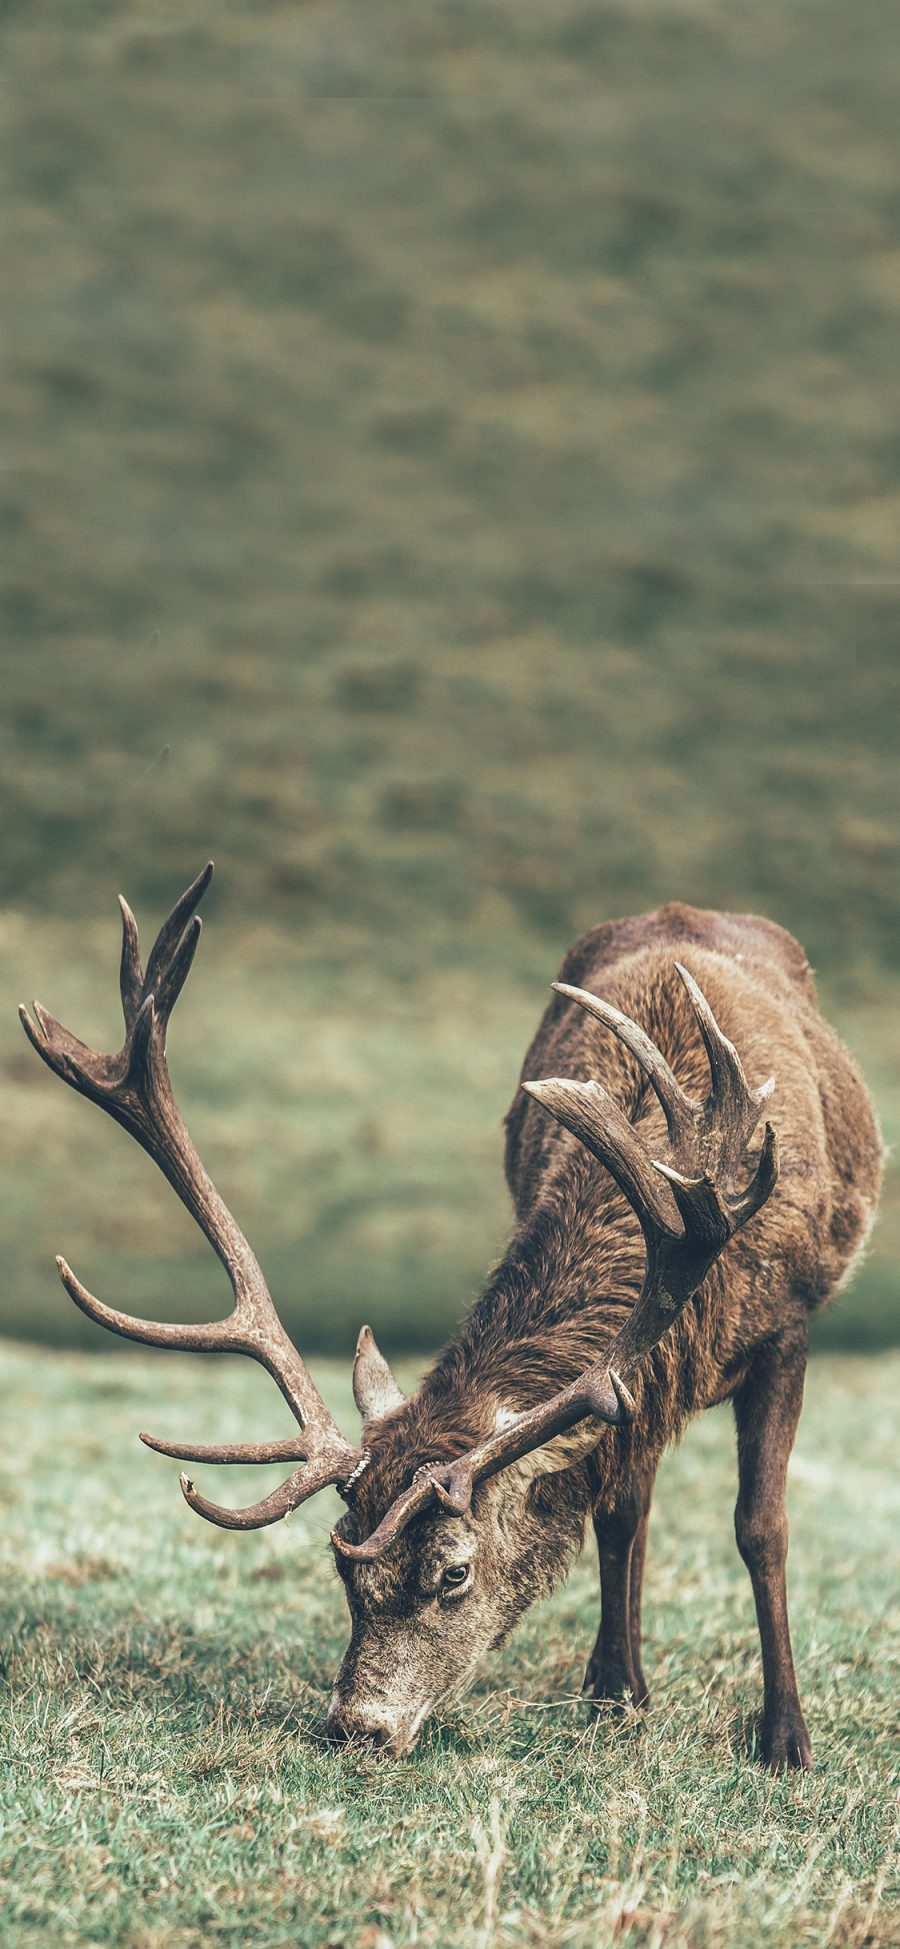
440, 1563, 470, 1594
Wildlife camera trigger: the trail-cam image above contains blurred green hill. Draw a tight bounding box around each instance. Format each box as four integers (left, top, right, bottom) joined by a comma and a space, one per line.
3, 0, 898, 1353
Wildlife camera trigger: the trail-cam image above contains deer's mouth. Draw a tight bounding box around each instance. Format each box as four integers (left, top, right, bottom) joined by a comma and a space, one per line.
323, 1691, 433, 1755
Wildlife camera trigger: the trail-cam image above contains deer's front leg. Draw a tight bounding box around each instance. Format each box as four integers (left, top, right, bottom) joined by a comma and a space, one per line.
584, 1473, 653, 1709
733, 1321, 813, 1770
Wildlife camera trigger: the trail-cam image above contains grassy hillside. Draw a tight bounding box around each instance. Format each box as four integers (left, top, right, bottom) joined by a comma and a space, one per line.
3, 0, 899, 1350
1, 1340, 897, 1948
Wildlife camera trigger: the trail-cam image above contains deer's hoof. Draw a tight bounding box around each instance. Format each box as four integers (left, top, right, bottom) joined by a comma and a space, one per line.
760, 1712, 814, 1771
583, 1661, 650, 1713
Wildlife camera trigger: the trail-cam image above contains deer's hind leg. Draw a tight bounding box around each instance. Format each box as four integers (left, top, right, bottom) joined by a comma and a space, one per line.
733, 1317, 813, 1770
584, 1471, 654, 1710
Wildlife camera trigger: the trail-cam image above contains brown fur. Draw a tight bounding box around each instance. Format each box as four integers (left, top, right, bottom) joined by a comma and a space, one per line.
329, 904, 882, 1763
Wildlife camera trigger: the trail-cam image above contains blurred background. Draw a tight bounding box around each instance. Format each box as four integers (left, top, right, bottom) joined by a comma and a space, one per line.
3, 0, 898, 1355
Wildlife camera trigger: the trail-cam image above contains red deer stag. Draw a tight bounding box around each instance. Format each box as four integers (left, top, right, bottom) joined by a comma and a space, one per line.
21, 866, 881, 1767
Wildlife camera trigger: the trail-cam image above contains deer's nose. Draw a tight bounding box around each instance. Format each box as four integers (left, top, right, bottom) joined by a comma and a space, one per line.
324, 1702, 395, 1749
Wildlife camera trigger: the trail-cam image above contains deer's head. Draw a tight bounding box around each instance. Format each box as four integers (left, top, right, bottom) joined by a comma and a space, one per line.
323, 1338, 596, 1750
21, 867, 777, 1752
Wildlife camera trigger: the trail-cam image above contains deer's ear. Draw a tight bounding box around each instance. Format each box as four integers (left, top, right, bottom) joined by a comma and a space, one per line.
353, 1326, 406, 1423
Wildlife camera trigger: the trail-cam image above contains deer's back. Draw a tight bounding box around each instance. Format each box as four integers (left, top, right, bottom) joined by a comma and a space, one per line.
505, 903, 882, 1331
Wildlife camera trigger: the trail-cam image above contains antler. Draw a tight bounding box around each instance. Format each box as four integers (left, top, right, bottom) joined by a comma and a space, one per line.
20, 864, 363, 1527
334, 963, 778, 1562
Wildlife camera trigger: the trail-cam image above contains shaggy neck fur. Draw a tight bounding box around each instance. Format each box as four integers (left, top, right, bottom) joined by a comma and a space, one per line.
350, 1151, 658, 1557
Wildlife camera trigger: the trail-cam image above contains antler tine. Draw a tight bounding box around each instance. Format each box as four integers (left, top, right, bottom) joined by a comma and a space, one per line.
674, 962, 773, 1141
552, 980, 695, 1146
337, 966, 780, 1562
729, 1119, 779, 1228
21, 866, 362, 1521
521, 1077, 679, 1240
118, 893, 144, 1033
140, 1424, 360, 1534
56, 1253, 241, 1353
143, 863, 214, 1022
179, 1457, 348, 1532
117, 862, 213, 1036
140, 1433, 309, 1463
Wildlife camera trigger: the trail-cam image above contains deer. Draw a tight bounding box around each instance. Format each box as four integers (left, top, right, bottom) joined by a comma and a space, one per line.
20, 865, 882, 1768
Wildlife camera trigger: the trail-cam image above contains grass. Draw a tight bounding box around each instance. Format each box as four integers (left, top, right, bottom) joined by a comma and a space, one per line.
2, 0, 900, 1353
1, 1338, 897, 1947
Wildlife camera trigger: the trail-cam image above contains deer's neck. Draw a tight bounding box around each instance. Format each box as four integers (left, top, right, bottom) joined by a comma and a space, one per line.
361, 1161, 658, 1536
422, 1155, 645, 1429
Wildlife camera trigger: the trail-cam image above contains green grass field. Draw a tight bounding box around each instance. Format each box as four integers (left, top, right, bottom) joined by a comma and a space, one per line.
1, 1339, 896, 1948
